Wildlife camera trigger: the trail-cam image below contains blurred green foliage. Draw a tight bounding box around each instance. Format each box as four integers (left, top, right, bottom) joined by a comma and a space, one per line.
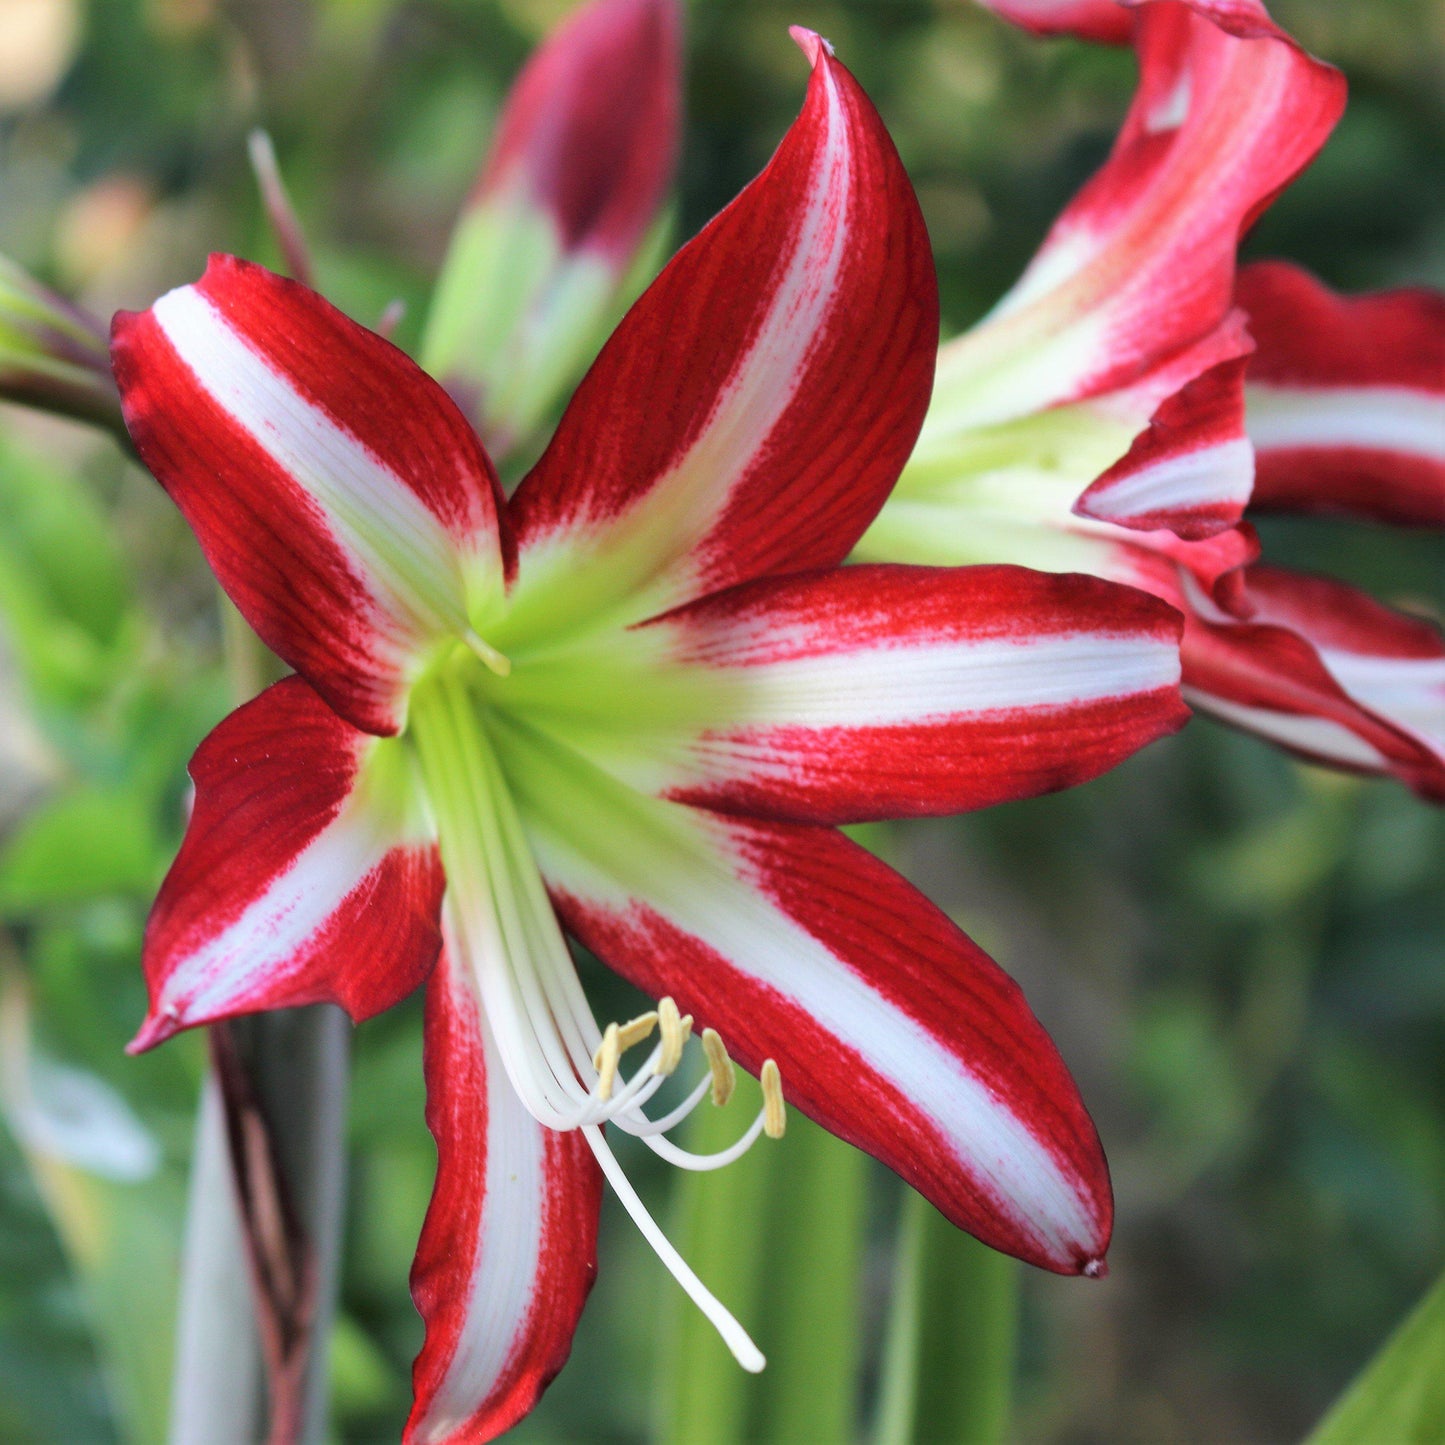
0, 0, 1441, 1441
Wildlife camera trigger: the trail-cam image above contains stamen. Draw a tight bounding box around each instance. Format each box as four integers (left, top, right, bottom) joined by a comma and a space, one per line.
702, 1028, 735, 1108
646, 1111, 769, 1171
464, 629, 512, 678
761, 1059, 786, 1139
617, 1010, 659, 1053
592, 1023, 621, 1101
656, 996, 692, 1076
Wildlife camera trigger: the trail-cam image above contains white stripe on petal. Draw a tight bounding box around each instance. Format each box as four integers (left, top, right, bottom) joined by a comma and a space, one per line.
154, 788, 403, 1025
1315, 650, 1445, 753
693, 631, 1180, 726
1185, 687, 1391, 770
415, 1002, 549, 1440
1246, 385, 1445, 461
1083, 438, 1255, 521
152, 286, 470, 641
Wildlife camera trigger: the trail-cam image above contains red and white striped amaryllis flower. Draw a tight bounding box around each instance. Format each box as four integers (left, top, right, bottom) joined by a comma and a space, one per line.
857, 0, 1445, 799
1177, 262, 1444, 796
421, 0, 681, 466
110, 32, 1188, 1442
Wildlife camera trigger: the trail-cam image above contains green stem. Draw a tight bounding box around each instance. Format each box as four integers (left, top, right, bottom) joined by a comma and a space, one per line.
875, 1191, 1019, 1445
655, 1097, 775, 1445
752, 1115, 869, 1445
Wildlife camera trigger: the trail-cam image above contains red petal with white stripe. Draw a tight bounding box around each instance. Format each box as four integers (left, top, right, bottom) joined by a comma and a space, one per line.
978, 0, 1133, 44
1238, 262, 1445, 527
1077, 342, 1254, 537
553, 564, 1186, 823
493, 730, 1112, 1274
504, 30, 936, 638
130, 678, 445, 1053
934, 0, 1344, 429
475, 0, 680, 265
1180, 565, 1445, 800
407, 925, 601, 1445
112, 256, 511, 736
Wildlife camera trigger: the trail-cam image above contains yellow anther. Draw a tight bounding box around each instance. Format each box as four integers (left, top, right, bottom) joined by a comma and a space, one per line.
701, 1028, 735, 1108
464, 629, 512, 678
656, 996, 693, 1076
616, 1010, 659, 1054
592, 1022, 621, 1101
760, 1059, 786, 1139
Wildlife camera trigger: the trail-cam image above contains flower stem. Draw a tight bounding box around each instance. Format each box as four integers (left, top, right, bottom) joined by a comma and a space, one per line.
168, 1068, 264, 1444
169, 596, 349, 1444
874, 1188, 1019, 1445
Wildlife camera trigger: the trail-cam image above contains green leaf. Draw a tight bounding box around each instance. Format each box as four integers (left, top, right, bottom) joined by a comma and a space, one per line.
0, 434, 131, 644
0, 787, 162, 917
875, 1189, 1019, 1445
1308, 1269, 1445, 1445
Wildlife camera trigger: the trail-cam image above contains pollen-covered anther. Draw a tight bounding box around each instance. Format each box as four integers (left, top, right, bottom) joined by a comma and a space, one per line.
592, 1022, 622, 1101
464, 628, 512, 678
616, 1010, 659, 1052
760, 1058, 786, 1139
655, 995, 693, 1076
701, 1027, 735, 1107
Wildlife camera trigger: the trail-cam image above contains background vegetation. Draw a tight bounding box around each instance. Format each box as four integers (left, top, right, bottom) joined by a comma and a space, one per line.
0, 0, 1441, 1440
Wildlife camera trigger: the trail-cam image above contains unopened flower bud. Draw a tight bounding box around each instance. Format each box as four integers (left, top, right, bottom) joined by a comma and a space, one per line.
0, 253, 122, 436
421, 0, 681, 468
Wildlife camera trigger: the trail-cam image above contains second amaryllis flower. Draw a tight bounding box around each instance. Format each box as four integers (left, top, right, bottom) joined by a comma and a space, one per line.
859, 0, 1445, 799
113, 31, 1187, 1443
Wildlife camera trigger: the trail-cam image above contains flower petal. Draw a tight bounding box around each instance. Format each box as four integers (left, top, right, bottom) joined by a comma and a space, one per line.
1238, 262, 1445, 527
1074, 334, 1255, 538
1180, 565, 1445, 800
112, 255, 511, 736
977, 0, 1133, 44
129, 678, 445, 1052
492, 720, 1112, 1274
407, 921, 601, 1445
930, 0, 1344, 430
422, 0, 682, 459
503, 30, 936, 642
504, 564, 1185, 824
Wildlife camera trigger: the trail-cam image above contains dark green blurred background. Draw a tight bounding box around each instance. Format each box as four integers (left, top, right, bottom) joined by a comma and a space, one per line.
0, 1, 1442, 1440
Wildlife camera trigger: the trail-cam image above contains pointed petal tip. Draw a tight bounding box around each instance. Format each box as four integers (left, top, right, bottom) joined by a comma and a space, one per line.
126, 1007, 182, 1055
1082, 1255, 1109, 1280
788, 25, 835, 66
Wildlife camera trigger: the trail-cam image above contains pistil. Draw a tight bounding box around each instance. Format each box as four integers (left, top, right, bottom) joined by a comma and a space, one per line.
464, 628, 512, 677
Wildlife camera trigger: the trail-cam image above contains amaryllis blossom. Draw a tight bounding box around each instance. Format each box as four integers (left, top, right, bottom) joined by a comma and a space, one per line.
857, 0, 1445, 799
113, 32, 1189, 1442
421, 0, 681, 466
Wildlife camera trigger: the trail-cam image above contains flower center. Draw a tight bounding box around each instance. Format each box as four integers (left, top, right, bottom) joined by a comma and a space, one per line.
408, 663, 781, 1371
